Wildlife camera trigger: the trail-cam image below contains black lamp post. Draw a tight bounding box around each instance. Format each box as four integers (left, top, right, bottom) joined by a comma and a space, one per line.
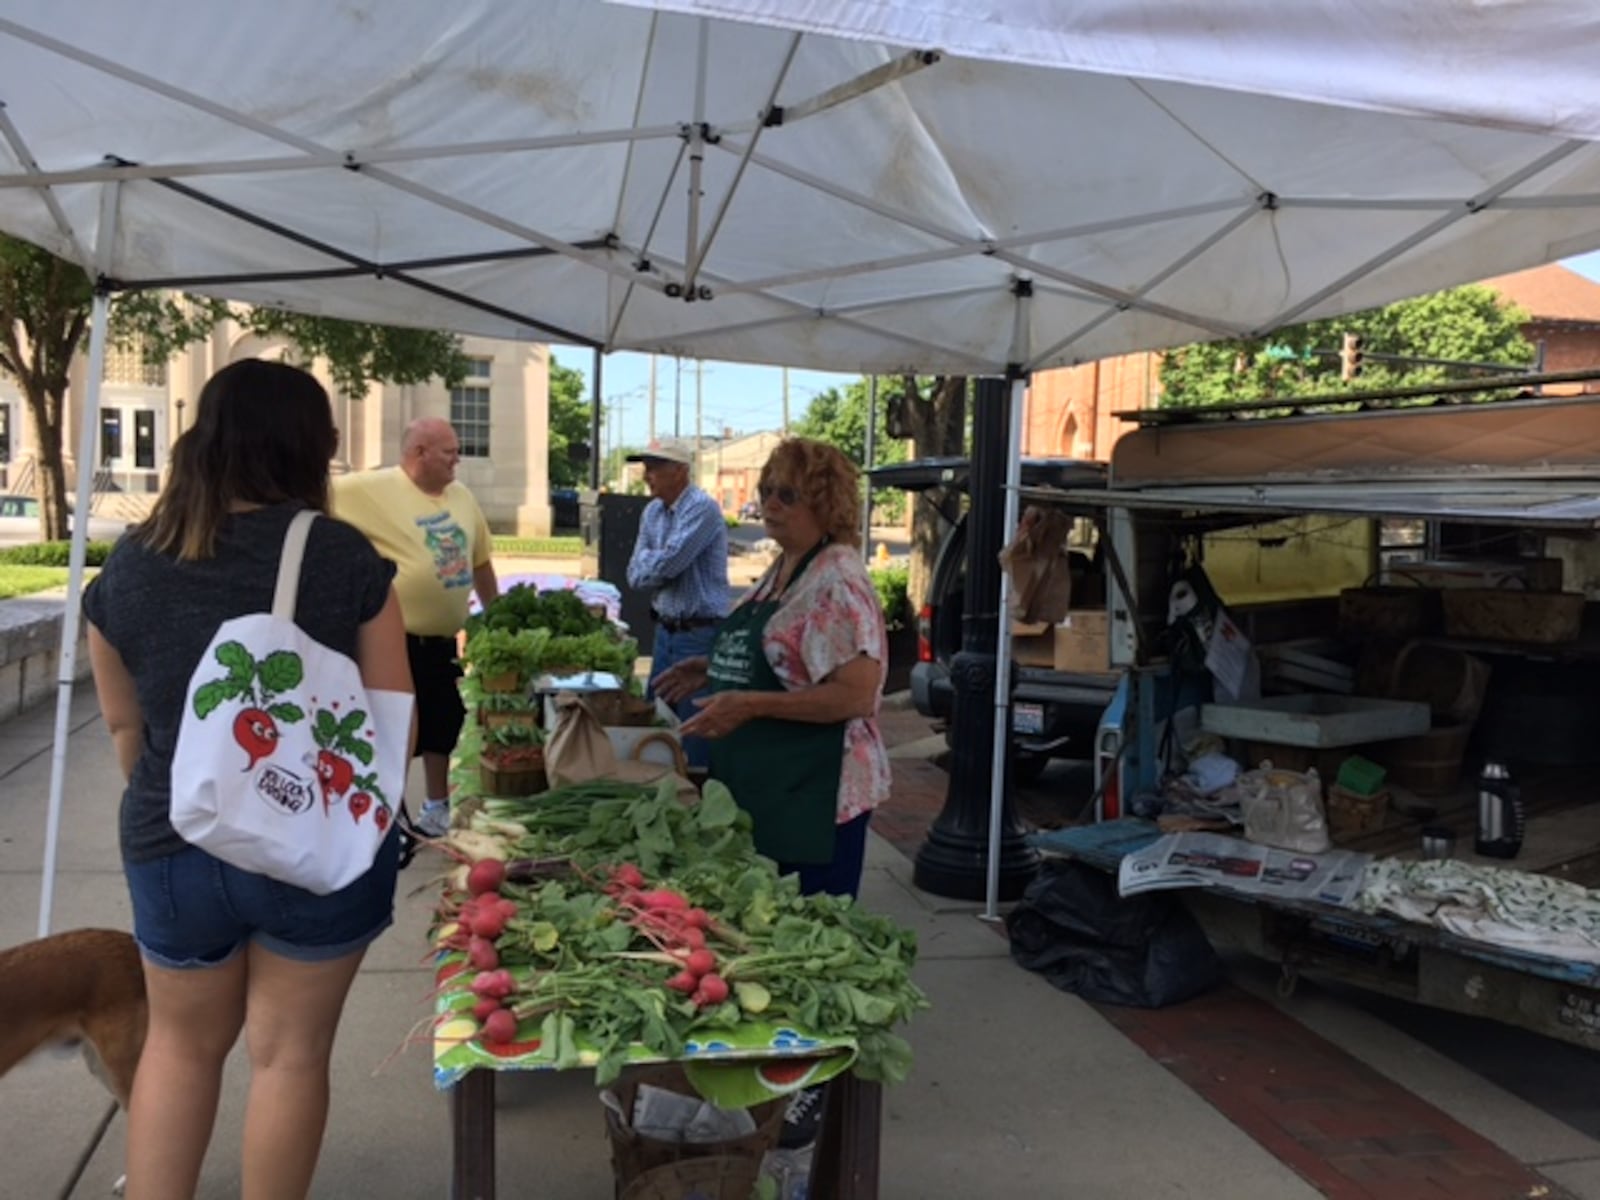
913, 376, 1039, 901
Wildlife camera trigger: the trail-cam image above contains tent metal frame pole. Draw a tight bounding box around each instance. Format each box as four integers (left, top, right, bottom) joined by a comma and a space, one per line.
984, 282, 1032, 921
718, 199, 1243, 297
712, 138, 1239, 337
607, 141, 689, 346
983, 371, 1027, 921
861, 375, 877, 559
683, 33, 801, 294
682, 19, 711, 297
0, 105, 90, 266
38, 182, 119, 938
1024, 203, 1261, 370
607, 15, 677, 347
590, 349, 604, 491
1267, 138, 1588, 329
0, 126, 688, 190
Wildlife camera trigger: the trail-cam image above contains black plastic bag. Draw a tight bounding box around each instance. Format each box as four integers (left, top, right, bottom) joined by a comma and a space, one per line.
1005, 859, 1221, 1008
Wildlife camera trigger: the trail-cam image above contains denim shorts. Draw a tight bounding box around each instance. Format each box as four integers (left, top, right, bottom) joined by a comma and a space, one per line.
124, 829, 400, 970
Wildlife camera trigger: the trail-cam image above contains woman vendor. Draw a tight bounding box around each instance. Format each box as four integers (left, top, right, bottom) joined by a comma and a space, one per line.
654, 438, 890, 898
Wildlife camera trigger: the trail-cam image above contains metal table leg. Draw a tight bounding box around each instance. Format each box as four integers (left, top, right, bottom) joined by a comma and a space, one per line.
809, 1072, 881, 1200
450, 1069, 496, 1200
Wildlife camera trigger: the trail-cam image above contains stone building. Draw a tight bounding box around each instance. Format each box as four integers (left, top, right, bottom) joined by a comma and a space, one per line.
0, 314, 556, 534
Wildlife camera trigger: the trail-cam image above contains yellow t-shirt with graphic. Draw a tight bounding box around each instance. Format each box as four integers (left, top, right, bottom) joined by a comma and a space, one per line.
332, 467, 492, 637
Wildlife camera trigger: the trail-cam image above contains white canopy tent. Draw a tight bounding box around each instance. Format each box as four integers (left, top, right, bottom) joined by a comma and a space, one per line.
5, 0, 1600, 929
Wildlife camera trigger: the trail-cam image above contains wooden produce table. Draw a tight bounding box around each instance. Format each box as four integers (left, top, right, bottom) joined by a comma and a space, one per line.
436, 742, 894, 1198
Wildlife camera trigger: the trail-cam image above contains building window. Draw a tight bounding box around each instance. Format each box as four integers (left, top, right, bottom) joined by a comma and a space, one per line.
134, 410, 156, 469
450, 358, 492, 458
100, 410, 122, 465
104, 339, 168, 387
0, 405, 10, 464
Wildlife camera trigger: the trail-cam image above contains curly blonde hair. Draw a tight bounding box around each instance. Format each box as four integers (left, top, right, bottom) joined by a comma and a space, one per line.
760, 437, 862, 548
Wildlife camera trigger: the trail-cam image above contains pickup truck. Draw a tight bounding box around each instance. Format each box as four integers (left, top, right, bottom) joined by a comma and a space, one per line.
868, 457, 1121, 781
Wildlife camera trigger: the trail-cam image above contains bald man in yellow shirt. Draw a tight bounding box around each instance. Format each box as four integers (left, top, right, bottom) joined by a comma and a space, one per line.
334, 418, 498, 839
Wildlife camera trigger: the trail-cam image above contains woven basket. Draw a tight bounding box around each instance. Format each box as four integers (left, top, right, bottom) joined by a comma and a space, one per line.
1338, 585, 1438, 639
478, 669, 525, 694
1325, 784, 1389, 838
605, 1065, 784, 1196
631, 731, 690, 779
479, 750, 546, 797
1440, 589, 1584, 645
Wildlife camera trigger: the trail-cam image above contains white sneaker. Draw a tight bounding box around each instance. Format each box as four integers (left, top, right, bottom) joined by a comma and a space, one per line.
416, 800, 451, 838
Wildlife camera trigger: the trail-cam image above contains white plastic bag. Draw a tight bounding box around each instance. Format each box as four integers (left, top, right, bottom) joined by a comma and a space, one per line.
170, 511, 413, 895
1235, 765, 1331, 854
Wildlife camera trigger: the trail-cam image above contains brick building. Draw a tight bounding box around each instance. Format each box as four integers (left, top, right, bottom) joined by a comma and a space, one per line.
1020, 262, 1600, 459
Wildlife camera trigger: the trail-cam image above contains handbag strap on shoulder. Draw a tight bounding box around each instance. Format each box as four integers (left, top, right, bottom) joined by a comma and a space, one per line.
271, 510, 319, 620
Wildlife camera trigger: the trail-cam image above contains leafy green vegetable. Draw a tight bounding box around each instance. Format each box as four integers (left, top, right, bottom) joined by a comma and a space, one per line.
444, 779, 929, 1087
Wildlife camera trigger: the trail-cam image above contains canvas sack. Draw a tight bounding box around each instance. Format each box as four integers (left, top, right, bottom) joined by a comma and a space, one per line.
170, 510, 414, 895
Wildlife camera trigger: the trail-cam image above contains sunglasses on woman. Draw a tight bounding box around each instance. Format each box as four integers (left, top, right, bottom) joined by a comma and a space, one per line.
758, 483, 801, 507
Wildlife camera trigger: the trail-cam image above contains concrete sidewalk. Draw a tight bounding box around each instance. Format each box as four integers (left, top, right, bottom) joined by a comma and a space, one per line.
0, 684, 1329, 1199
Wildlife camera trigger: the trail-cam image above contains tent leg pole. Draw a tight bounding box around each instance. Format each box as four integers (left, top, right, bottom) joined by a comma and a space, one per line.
913, 376, 1038, 902
982, 374, 1027, 921
39, 283, 113, 938
861, 376, 877, 559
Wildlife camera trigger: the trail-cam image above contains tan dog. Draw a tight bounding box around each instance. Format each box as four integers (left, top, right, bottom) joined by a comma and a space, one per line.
0, 928, 147, 1108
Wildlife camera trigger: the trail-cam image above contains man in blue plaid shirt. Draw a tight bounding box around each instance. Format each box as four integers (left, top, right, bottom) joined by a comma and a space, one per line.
625, 445, 729, 767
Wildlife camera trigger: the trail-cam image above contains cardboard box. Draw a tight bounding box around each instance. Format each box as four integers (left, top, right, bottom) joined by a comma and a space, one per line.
1011, 611, 1111, 673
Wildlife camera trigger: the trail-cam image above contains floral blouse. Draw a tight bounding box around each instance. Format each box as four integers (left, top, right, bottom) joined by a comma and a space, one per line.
743, 542, 891, 823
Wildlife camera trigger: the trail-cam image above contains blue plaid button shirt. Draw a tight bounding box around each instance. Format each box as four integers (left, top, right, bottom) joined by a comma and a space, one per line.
625, 484, 729, 621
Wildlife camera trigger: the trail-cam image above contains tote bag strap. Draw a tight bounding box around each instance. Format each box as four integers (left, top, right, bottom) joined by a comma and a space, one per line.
271, 510, 319, 621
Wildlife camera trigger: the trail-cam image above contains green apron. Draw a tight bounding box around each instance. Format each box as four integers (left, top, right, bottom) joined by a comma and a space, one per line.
707, 540, 846, 865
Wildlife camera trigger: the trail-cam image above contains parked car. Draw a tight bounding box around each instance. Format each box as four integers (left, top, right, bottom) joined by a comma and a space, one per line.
738, 500, 761, 521
0, 494, 131, 547
867, 457, 1117, 782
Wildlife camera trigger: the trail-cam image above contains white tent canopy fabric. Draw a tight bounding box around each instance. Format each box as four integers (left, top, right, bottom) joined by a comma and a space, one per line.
1, 2, 1600, 376
6, 0, 1600, 926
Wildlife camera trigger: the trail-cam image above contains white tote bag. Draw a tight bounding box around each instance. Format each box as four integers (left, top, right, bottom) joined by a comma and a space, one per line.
170, 510, 414, 895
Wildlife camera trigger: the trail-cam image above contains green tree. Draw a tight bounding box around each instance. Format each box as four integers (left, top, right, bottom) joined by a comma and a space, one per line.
0, 235, 469, 540
793, 376, 910, 522
546, 355, 592, 488
1159, 285, 1535, 407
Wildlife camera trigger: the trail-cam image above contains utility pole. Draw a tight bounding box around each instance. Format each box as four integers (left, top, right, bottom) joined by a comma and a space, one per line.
674, 356, 683, 439
647, 354, 657, 444
694, 360, 704, 483
781, 366, 790, 434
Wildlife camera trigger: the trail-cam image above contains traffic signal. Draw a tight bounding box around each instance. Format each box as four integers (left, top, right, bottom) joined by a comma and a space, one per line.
1340, 332, 1364, 380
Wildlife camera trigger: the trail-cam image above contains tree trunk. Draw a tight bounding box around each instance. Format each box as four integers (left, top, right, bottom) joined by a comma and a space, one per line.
25, 382, 70, 542
898, 376, 967, 608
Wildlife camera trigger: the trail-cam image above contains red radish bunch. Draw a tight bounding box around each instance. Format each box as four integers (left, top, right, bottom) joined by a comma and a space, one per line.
444, 859, 526, 1049
603, 876, 735, 1011
467, 858, 507, 897
470, 969, 516, 1001
459, 894, 518, 941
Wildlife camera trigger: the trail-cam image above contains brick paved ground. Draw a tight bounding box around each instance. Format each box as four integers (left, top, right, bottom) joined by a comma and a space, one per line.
870, 705, 1577, 1199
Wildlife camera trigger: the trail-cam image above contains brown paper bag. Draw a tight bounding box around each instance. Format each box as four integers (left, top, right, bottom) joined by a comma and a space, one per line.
998, 506, 1076, 624
543, 694, 697, 800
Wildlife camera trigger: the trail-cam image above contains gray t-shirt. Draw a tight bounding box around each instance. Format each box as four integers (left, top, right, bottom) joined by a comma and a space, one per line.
83, 503, 395, 863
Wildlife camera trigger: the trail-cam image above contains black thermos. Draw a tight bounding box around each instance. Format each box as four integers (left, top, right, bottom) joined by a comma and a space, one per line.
1475, 761, 1524, 859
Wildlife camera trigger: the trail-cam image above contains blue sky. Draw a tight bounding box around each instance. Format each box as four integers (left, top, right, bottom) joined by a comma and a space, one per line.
555, 250, 1600, 452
